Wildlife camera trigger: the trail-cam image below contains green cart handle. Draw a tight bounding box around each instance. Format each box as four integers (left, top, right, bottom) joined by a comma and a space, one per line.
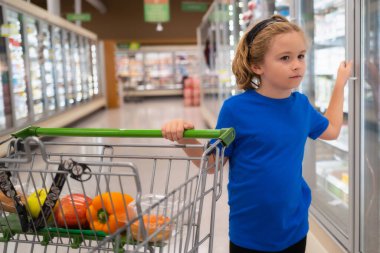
12, 126, 235, 147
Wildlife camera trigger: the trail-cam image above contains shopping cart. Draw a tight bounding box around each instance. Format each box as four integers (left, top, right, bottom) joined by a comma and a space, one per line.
0, 126, 234, 253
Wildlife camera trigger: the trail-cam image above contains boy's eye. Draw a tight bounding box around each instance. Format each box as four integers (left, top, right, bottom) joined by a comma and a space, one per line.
280, 56, 290, 61
298, 54, 305, 59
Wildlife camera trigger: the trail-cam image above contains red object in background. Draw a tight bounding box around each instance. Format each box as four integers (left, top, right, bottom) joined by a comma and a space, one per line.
183, 88, 192, 98
193, 88, 200, 97
184, 77, 193, 88
192, 97, 200, 106
183, 77, 201, 107
184, 97, 193, 106
8, 38, 21, 47
248, 1, 256, 10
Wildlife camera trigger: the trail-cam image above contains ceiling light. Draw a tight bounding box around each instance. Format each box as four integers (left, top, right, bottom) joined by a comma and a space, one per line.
156, 23, 163, 32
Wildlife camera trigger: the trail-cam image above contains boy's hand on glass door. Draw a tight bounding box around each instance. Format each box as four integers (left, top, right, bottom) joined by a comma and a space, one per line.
337, 60, 353, 86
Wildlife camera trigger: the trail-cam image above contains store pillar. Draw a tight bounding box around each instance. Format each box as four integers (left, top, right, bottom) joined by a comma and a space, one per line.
103, 40, 120, 108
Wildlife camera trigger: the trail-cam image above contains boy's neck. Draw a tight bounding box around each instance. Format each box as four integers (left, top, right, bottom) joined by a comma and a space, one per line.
255, 86, 292, 99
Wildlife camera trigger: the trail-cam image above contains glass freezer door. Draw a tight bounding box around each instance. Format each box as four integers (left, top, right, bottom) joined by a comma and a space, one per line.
85, 39, 93, 97
0, 70, 7, 131
51, 26, 65, 108
38, 22, 55, 112
71, 33, 82, 102
90, 41, 99, 95
300, 0, 352, 246
361, 1, 380, 252
62, 31, 74, 105
23, 15, 43, 119
78, 36, 89, 100
0, 53, 11, 131
3, 9, 29, 124
0, 8, 12, 131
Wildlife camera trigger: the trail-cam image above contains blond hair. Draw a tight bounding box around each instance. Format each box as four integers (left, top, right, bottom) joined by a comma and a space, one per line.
232, 15, 307, 90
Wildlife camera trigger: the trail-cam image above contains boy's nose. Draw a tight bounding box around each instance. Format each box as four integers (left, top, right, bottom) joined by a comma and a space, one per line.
292, 60, 303, 70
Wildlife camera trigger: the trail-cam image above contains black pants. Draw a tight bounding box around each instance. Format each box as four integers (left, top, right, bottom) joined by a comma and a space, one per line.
230, 236, 307, 253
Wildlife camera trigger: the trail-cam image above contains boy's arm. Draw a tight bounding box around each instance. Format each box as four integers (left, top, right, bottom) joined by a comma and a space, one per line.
319, 61, 353, 140
177, 138, 228, 173
161, 119, 228, 171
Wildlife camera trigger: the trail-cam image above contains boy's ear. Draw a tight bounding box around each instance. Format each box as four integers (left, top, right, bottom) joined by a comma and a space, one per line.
251, 64, 263, 75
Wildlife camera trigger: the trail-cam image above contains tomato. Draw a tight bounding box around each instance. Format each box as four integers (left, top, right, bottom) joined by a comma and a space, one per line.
54, 193, 92, 228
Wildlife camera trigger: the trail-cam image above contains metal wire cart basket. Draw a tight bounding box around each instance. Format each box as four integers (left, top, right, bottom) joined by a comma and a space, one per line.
0, 126, 234, 253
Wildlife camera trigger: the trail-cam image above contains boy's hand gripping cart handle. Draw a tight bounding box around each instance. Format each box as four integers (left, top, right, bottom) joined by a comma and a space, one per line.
4, 126, 235, 233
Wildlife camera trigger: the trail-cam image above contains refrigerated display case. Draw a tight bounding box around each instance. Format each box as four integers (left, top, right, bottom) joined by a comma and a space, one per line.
23, 15, 43, 119
0, 0, 103, 138
144, 52, 175, 87
3, 8, 29, 125
361, 1, 380, 252
0, 17, 11, 131
78, 36, 89, 100
62, 30, 75, 105
85, 39, 93, 97
198, 1, 354, 251
198, 0, 252, 125
71, 33, 82, 102
90, 41, 99, 95
116, 50, 144, 90
0, 6, 8, 131
38, 21, 55, 112
300, 0, 351, 244
51, 26, 65, 109
0, 78, 6, 130
116, 46, 198, 99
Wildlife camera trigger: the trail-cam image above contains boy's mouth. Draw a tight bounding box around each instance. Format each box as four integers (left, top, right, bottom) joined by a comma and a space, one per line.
289, 75, 302, 79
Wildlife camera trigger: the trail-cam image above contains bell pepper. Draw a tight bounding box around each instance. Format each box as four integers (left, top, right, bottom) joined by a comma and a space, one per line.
86, 192, 134, 234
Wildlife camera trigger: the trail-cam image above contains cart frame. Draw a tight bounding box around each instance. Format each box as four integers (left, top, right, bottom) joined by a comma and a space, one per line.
0, 126, 234, 253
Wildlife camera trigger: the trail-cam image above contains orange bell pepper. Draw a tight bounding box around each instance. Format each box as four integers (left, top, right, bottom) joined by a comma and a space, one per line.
86, 192, 134, 234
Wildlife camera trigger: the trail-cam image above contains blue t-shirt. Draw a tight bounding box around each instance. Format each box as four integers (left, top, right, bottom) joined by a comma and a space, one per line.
215, 89, 329, 251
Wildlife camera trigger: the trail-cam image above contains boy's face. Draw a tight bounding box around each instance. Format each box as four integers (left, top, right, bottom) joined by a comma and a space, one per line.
253, 31, 307, 92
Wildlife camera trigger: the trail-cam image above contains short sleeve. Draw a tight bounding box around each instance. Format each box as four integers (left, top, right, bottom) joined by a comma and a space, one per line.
307, 99, 329, 140
210, 101, 235, 157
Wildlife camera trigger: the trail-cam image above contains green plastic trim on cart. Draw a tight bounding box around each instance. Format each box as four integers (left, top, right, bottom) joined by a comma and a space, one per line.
0, 214, 164, 249
12, 126, 235, 147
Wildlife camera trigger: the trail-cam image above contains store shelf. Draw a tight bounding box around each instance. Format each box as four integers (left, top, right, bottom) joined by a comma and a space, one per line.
124, 89, 182, 98
117, 46, 198, 98
123, 84, 182, 98
314, 35, 345, 49
314, 0, 344, 13
316, 159, 349, 208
